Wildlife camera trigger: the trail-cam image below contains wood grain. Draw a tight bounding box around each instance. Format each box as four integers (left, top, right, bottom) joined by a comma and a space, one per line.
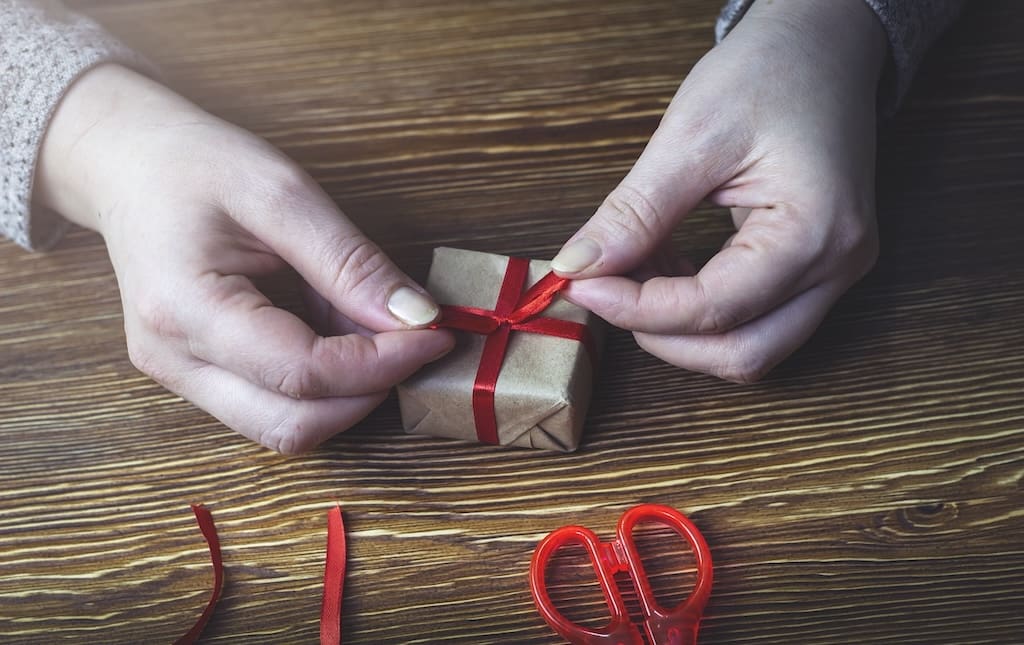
2, 1, 1023, 643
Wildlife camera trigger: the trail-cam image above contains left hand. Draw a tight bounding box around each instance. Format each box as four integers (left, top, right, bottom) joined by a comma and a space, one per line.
551, 0, 888, 383
33, 64, 453, 453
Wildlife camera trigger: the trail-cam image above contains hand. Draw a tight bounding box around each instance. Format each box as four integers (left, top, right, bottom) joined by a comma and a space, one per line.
551, 0, 887, 383
34, 64, 454, 453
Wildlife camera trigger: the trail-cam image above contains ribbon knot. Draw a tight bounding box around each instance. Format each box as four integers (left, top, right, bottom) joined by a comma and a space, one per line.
432, 256, 596, 445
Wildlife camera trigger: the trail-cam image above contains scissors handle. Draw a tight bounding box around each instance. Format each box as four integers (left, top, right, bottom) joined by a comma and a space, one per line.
530, 524, 644, 645
529, 504, 712, 645
616, 505, 712, 645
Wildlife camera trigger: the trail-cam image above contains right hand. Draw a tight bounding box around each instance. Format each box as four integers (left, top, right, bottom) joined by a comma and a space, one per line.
552, 0, 886, 384
35, 64, 454, 453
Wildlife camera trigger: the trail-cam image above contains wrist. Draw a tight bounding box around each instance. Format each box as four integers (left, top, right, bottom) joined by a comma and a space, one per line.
741, 0, 888, 89
33, 64, 206, 236
35, 64, 127, 233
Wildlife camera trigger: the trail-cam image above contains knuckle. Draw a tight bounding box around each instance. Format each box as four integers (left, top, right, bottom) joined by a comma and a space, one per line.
125, 298, 181, 384
260, 161, 317, 212
268, 355, 325, 400
323, 236, 390, 298
336, 338, 384, 380
696, 303, 745, 334
199, 272, 250, 307
717, 351, 772, 385
851, 220, 880, 274
766, 205, 826, 266
125, 336, 159, 377
258, 404, 344, 455
225, 155, 319, 228
831, 209, 880, 279
831, 210, 870, 253
600, 184, 663, 241
274, 364, 317, 399
661, 108, 743, 187
673, 107, 727, 150
259, 417, 309, 455
133, 296, 182, 339
598, 285, 637, 325
125, 333, 177, 388
692, 278, 747, 334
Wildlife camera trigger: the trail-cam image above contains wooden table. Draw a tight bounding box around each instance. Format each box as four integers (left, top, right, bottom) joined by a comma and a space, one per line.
2, 1, 1022, 642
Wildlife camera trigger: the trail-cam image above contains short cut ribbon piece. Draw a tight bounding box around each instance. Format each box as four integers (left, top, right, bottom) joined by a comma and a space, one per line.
175, 504, 348, 644
432, 259, 596, 445
175, 504, 224, 645
320, 504, 347, 645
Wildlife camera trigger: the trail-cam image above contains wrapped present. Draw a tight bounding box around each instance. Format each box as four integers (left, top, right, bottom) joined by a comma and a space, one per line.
397, 247, 603, 451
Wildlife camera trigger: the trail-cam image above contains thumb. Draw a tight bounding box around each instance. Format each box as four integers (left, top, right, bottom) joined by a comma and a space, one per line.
229, 164, 439, 332
551, 116, 734, 279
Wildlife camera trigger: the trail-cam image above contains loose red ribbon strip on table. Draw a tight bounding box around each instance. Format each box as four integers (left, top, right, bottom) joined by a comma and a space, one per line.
320, 504, 347, 645
175, 504, 224, 645
177, 504, 348, 645
431, 257, 597, 445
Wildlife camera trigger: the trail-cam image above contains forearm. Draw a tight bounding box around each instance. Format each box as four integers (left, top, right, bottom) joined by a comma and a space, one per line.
0, 0, 149, 250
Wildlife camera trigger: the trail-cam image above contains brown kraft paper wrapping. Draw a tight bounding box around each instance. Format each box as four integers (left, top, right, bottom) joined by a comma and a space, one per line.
397, 247, 603, 451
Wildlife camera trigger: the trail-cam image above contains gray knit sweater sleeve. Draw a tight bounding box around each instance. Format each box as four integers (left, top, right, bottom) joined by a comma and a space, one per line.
716, 0, 966, 111
1, 0, 146, 250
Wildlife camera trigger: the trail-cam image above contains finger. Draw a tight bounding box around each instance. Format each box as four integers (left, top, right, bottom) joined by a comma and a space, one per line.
187, 363, 388, 454
185, 273, 455, 399
223, 159, 440, 331
186, 361, 387, 454
628, 238, 696, 282
300, 280, 375, 337
551, 107, 743, 278
633, 281, 843, 384
563, 205, 822, 335
301, 278, 332, 336
125, 334, 388, 453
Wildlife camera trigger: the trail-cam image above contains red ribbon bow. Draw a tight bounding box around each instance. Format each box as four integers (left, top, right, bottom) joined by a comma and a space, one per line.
432, 256, 596, 445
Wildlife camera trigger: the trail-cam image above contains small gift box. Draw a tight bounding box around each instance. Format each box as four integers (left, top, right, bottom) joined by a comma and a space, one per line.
397, 247, 603, 451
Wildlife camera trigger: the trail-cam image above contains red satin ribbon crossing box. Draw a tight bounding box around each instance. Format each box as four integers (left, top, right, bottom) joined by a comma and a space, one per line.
398, 247, 603, 451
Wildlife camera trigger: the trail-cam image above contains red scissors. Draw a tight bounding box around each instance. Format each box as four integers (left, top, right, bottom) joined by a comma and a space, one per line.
529, 504, 713, 645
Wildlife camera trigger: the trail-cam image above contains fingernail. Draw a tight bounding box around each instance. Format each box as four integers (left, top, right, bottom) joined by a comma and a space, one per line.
551, 238, 602, 274
387, 286, 440, 326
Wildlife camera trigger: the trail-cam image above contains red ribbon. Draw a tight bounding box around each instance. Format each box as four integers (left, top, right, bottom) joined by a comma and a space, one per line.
433, 258, 596, 445
320, 504, 347, 645
175, 504, 224, 645
177, 504, 348, 644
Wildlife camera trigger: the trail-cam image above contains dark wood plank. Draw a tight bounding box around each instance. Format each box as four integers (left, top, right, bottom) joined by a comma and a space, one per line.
2, 1, 1022, 643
